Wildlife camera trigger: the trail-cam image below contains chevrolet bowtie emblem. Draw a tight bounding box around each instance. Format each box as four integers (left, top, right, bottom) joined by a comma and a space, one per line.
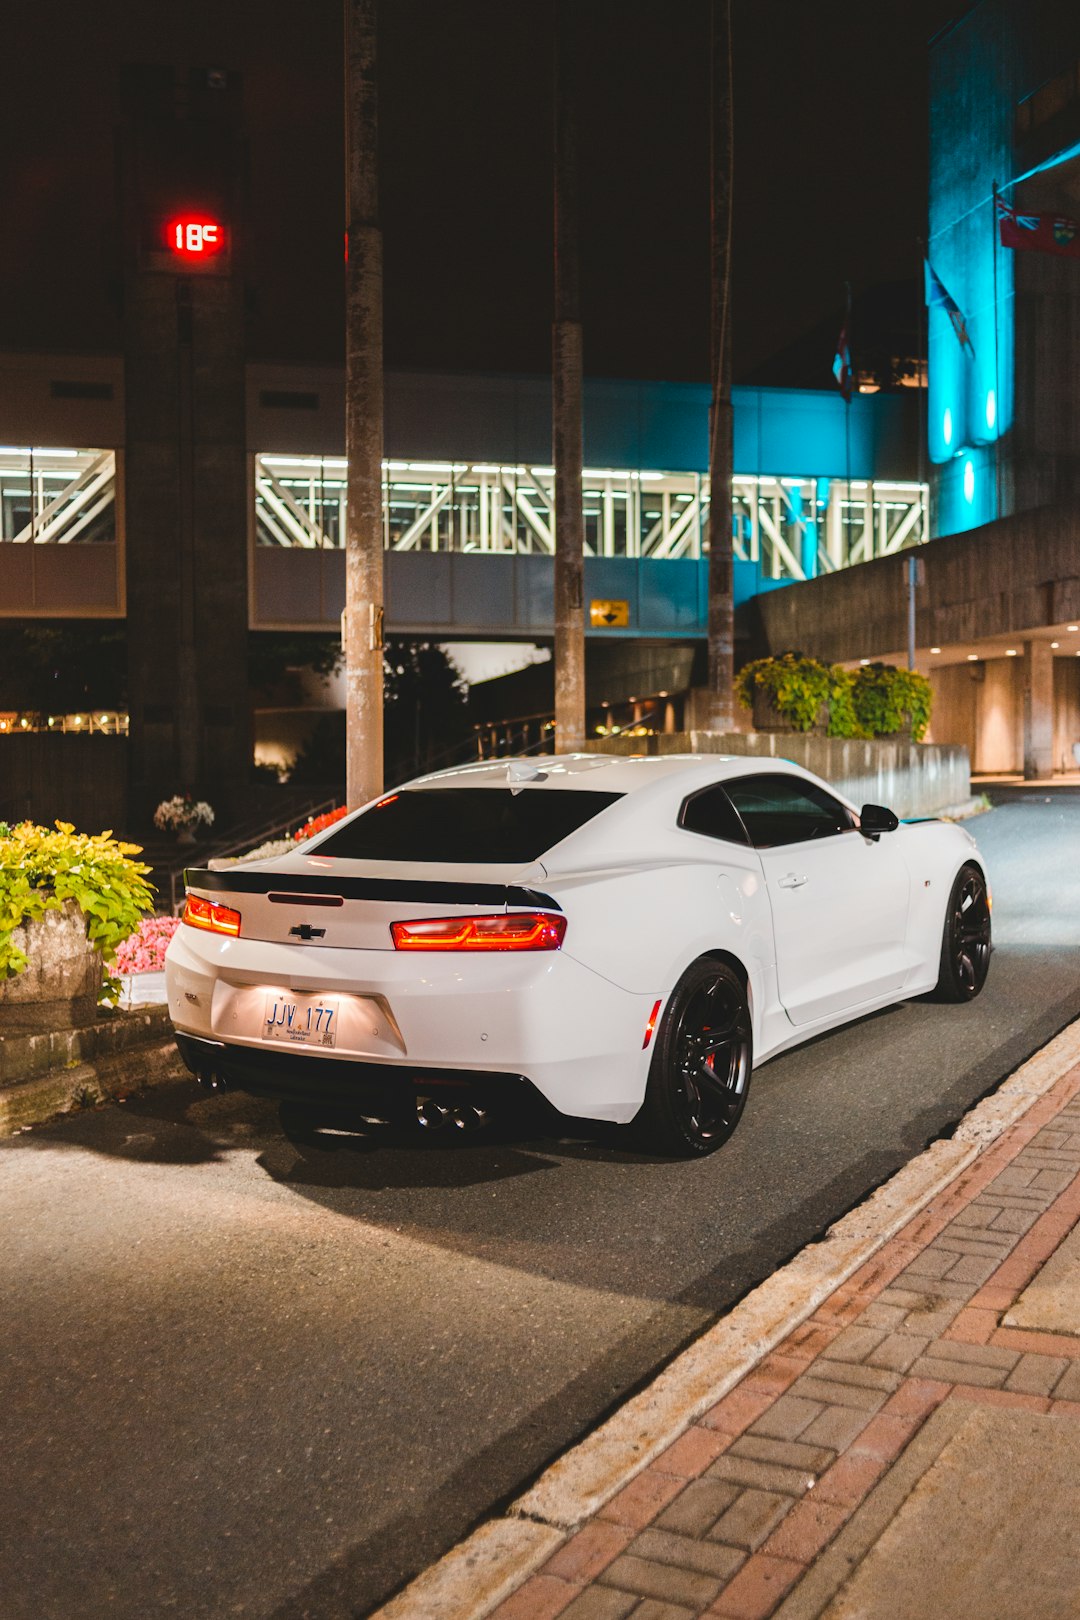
289, 923, 326, 941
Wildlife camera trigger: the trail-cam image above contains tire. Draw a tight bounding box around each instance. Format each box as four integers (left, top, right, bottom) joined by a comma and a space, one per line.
632, 959, 753, 1158
932, 862, 992, 1002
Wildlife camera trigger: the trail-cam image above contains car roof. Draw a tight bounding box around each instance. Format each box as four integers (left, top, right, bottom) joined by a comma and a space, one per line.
408, 752, 818, 795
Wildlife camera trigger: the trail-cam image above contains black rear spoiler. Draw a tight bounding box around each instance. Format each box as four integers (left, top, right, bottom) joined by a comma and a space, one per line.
183, 867, 561, 911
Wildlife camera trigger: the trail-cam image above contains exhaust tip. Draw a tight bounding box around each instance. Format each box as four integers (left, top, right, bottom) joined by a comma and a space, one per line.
450, 1104, 489, 1132
196, 1070, 228, 1091
416, 1097, 448, 1130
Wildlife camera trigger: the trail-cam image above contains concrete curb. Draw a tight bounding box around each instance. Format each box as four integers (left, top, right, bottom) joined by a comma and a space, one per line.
370, 1013, 1080, 1620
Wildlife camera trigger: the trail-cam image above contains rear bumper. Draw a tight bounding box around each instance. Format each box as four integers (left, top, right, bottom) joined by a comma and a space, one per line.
174, 1031, 539, 1114
164, 927, 657, 1123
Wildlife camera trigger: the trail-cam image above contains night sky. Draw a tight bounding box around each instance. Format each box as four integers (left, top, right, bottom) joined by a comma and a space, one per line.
3, 0, 958, 384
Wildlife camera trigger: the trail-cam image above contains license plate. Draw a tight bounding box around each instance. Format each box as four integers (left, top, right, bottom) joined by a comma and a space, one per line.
263, 992, 339, 1048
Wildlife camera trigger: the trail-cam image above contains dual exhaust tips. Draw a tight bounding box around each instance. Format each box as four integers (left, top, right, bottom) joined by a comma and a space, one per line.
416, 1097, 489, 1133
197, 1071, 488, 1134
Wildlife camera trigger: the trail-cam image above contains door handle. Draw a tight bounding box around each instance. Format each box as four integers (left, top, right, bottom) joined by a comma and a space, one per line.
777, 873, 808, 889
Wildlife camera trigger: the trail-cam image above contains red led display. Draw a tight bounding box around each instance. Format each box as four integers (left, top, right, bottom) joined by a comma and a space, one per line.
165, 217, 227, 259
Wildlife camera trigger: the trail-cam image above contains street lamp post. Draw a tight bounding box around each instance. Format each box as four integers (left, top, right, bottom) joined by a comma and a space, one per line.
344, 0, 385, 805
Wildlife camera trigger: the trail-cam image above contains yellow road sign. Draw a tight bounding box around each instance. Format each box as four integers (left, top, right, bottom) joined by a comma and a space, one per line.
589, 599, 630, 628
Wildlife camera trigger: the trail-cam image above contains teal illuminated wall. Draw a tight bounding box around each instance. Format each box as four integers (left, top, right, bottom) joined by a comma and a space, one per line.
929, 0, 1080, 536
928, 1, 1015, 536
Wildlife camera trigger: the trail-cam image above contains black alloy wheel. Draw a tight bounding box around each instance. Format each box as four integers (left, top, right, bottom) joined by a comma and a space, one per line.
932, 862, 992, 1002
634, 959, 753, 1158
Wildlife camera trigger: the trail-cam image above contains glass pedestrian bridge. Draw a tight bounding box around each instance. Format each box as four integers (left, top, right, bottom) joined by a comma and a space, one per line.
255, 453, 926, 576
249, 455, 926, 635
0, 443, 925, 631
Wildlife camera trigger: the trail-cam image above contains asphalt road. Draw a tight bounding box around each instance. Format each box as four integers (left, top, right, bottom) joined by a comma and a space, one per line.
4, 790, 1080, 1619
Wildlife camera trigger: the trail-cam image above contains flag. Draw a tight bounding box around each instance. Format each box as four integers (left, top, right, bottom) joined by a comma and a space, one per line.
924, 260, 975, 357
832, 293, 853, 402
996, 196, 1080, 259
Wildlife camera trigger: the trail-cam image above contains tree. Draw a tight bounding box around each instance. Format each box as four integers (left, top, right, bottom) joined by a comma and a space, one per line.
344, 0, 386, 804
707, 0, 735, 730
0, 623, 127, 714
288, 640, 468, 792
552, 0, 586, 753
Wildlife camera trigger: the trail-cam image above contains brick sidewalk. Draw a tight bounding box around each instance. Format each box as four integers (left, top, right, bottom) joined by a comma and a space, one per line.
491, 1065, 1080, 1620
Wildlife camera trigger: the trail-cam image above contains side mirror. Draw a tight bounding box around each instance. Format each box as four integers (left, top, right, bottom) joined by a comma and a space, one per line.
860, 803, 899, 838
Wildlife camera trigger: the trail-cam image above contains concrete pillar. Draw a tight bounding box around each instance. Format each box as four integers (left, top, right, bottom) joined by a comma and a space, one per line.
120, 78, 250, 829
1023, 640, 1054, 779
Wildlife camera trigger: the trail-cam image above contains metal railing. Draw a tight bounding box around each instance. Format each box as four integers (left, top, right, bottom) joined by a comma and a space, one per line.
167, 794, 339, 913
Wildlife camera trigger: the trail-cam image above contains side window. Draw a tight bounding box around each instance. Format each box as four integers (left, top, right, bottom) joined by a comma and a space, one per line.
724, 773, 855, 849
678, 784, 750, 846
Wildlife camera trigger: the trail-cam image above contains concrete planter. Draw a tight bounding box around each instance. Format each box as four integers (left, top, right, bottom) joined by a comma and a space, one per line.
0, 900, 102, 1032
749, 686, 827, 734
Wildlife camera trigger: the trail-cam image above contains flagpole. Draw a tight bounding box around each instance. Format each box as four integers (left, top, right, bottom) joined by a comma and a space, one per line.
991, 179, 1002, 521
916, 236, 926, 537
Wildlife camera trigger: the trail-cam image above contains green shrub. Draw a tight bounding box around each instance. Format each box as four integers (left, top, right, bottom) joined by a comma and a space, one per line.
736, 655, 933, 741
0, 821, 156, 1000
820, 666, 859, 738
851, 664, 933, 742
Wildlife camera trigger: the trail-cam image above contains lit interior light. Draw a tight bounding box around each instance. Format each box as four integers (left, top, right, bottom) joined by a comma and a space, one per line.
19, 718, 28, 728
943, 407, 953, 447
73, 715, 83, 726
963, 460, 975, 503
1006, 649, 1018, 656
1051, 642, 1060, 649
1070, 626, 1079, 633
930, 646, 942, 654
859, 659, 870, 666
985, 390, 996, 431
967, 654, 979, 662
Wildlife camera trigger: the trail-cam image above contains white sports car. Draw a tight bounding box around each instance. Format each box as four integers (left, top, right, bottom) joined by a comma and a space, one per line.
165, 754, 991, 1157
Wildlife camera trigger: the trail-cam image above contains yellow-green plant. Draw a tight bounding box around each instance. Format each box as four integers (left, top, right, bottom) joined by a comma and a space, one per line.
0, 821, 156, 1001
736, 653, 832, 733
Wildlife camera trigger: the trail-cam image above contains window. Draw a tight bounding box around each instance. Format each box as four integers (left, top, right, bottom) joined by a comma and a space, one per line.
679, 784, 750, 846
723, 774, 854, 849
313, 787, 623, 865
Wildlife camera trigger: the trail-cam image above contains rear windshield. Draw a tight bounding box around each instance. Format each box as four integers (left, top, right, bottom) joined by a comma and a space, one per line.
313, 787, 623, 864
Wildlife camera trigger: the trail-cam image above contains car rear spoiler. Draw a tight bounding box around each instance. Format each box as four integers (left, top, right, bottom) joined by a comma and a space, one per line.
182, 867, 562, 911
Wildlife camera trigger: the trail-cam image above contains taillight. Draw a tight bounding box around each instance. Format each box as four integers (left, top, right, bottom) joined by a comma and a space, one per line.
182, 894, 242, 938
391, 912, 566, 952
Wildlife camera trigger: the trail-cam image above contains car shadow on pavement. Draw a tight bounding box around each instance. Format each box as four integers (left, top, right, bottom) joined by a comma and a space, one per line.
4, 1081, 230, 1166
255, 1105, 662, 1192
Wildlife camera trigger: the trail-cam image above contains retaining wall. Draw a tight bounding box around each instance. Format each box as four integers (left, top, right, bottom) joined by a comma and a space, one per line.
584, 733, 970, 819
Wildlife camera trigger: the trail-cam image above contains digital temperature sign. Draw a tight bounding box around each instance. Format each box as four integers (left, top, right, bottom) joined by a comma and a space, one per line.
165, 217, 227, 259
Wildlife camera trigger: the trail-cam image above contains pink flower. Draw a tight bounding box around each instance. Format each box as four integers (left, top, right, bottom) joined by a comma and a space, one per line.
115, 915, 181, 974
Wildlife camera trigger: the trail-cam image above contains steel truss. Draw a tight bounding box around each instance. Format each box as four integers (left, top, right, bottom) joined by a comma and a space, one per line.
0, 448, 116, 545
254, 453, 928, 579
